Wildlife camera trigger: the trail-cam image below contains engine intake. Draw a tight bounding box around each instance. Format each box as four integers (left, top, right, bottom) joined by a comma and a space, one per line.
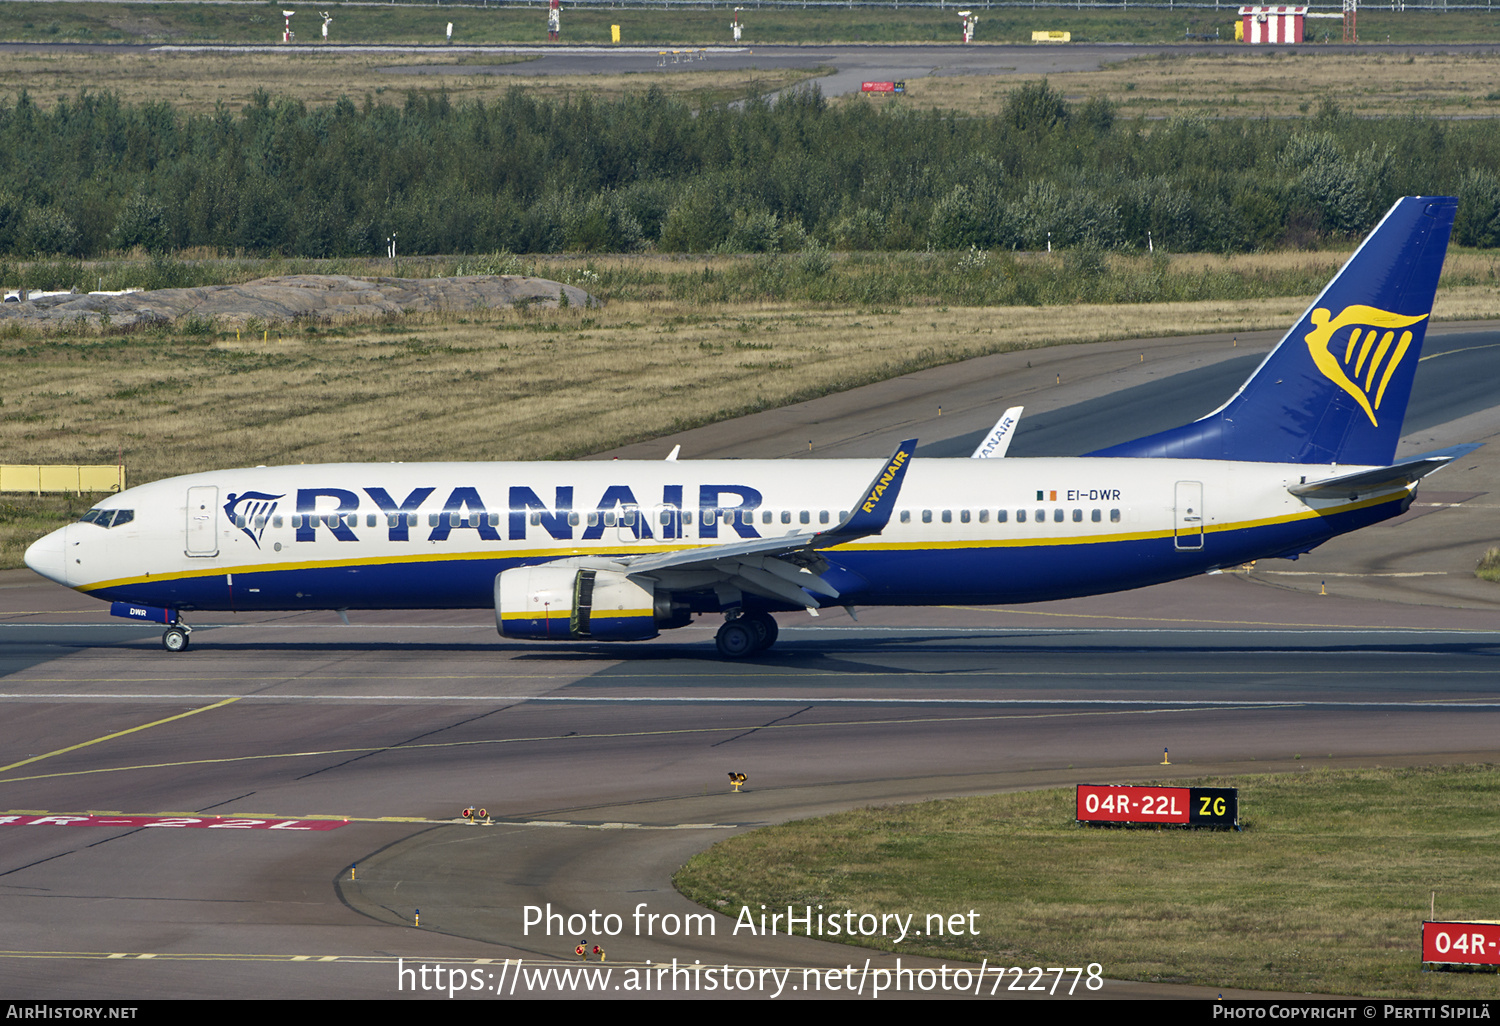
495, 566, 659, 641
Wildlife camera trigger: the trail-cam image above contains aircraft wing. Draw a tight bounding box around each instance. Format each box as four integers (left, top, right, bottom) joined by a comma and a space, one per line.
615, 438, 916, 610
1288, 443, 1481, 499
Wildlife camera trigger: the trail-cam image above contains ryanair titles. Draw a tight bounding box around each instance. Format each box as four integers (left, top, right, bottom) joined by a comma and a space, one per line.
860, 449, 909, 515
255, 484, 768, 544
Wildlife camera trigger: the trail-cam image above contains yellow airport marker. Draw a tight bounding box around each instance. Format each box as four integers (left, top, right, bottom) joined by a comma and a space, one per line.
414, 908, 420, 927
728, 772, 746, 792
1161, 747, 1171, 765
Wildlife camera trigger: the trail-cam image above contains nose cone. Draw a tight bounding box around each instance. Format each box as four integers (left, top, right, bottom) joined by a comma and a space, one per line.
24, 526, 69, 586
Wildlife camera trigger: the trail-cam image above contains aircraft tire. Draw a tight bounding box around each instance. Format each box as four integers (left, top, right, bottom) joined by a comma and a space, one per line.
743, 611, 779, 651
162, 627, 190, 653
715, 620, 758, 659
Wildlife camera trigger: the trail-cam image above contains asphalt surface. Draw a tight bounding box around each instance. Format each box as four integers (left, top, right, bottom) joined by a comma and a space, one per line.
2, 316, 1498, 1000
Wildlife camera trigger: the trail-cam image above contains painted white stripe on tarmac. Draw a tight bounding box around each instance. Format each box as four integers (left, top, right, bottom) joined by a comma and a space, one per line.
3, 693, 1500, 709
3, 623, 1497, 635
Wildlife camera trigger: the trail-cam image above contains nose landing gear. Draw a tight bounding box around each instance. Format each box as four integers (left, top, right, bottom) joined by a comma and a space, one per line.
162, 621, 193, 653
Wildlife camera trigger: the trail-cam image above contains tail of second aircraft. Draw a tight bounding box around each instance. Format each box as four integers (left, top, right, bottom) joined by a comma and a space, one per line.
1091, 196, 1457, 466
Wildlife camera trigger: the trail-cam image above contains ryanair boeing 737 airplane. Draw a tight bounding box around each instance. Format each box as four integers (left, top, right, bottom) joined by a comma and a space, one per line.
24, 196, 1475, 658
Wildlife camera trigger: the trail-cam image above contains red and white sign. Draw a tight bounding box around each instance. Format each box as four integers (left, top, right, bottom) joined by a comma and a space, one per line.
861, 82, 896, 93
1076, 785, 1190, 825
0, 814, 346, 831
1238, 6, 1306, 44
1423, 921, 1500, 966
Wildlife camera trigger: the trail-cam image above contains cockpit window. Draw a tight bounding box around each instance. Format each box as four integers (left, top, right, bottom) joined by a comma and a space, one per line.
78, 508, 133, 528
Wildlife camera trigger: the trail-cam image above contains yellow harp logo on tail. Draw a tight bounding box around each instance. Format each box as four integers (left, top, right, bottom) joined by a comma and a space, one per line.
1303, 305, 1428, 428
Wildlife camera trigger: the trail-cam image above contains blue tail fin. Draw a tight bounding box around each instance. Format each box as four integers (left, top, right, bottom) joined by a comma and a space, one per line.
1090, 196, 1457, 465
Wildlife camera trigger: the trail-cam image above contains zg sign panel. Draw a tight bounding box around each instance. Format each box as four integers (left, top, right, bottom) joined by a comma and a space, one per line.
1076, 785, 1238, 827
1423, 921, 1500, 966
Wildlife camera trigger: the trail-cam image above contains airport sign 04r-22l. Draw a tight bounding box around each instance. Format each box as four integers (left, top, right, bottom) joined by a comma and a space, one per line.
1075, 785, 1240, 829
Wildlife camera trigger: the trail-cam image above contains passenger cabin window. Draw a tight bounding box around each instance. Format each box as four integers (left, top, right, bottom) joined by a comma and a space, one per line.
900, 510, 910, 524
941, 510, 952, 524
1091, 509, 1101, 523
922, 510, 932, 524
1016, 509, 1026, 523
960, 510, 971, 524
799, 511, 810, 525
1110, 509, 1121, 523
782, 511, 792, 524
996, 509, 1007, 523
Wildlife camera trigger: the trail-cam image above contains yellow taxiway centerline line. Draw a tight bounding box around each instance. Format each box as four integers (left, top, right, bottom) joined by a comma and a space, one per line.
0, 704, 1279, 785
0, 696, 242, 773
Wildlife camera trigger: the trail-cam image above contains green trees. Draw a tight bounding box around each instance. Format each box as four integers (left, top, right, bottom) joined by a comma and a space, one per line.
0, 85, 1492, 258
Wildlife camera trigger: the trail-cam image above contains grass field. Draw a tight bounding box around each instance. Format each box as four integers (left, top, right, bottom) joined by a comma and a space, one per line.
674, 765, 1500, 997
1, 2, 1498, 46
0, 49, 828, 113
2, 257, 1496, 567
903, 50, 1500, 119
6, 42, 1500, 120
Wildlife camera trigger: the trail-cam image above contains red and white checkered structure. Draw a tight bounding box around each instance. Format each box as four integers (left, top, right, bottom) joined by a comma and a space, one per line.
1239, 6, 1306, 43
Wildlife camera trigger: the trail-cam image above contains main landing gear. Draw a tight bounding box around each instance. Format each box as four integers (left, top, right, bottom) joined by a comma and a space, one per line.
715, 610, 779, 659
162, 620, 193, 653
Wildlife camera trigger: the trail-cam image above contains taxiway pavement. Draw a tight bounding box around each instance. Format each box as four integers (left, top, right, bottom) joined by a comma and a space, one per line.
2, 322, 1497, 999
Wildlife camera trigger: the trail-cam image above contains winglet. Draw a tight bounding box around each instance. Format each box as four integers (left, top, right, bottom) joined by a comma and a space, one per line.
817, 438, 916, 544
972, 406, 1024, 458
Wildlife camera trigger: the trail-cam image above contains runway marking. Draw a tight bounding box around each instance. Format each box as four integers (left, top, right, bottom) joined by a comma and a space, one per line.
1254, 570, 1451, 577
6, 621, 1496, 635
0, 813, 345, 830
0, 950, 842, 973
936, 605, 1498, 630
1419, 340, 1500, 361
0, 696, 241, 773
3, 701, 1496, 786
2, 810, 735, 829
3, 688, 1500, 703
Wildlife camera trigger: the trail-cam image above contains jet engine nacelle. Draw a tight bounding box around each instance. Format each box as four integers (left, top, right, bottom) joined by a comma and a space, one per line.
495, 565, 659, 641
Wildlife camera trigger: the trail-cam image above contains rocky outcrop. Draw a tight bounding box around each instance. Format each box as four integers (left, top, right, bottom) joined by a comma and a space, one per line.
0, 274, 597, 329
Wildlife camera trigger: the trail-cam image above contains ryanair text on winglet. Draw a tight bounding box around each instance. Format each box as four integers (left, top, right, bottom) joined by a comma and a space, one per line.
860, 449, 909, 514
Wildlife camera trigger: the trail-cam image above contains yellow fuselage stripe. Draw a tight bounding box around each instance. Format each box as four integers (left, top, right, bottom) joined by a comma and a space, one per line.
75, 492, 1403, 595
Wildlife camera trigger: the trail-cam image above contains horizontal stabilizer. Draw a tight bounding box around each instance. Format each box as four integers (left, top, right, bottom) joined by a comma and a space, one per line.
1289, 444, 1481, 499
